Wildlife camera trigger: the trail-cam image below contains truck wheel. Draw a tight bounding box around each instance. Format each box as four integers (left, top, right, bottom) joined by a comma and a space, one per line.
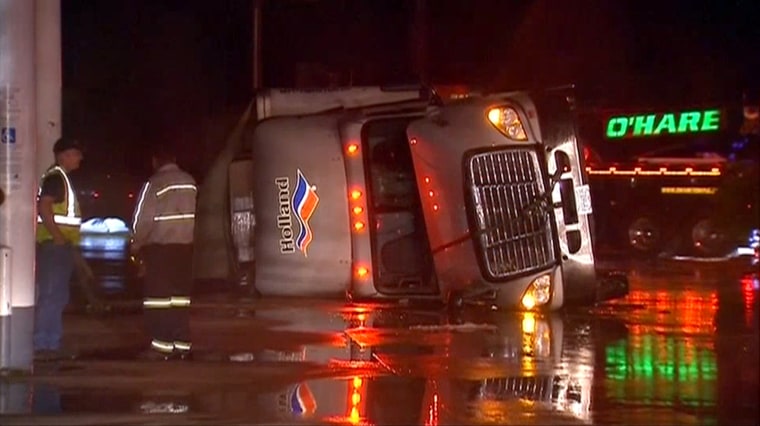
691, 218, 729, 256
627, 217, 661, 253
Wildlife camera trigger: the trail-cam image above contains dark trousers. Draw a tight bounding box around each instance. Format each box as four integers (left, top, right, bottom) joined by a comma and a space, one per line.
34, 242, 74, 351
142, 244, 193, 351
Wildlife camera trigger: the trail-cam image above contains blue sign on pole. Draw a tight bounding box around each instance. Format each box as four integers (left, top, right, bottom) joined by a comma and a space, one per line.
1, 127, 16, 144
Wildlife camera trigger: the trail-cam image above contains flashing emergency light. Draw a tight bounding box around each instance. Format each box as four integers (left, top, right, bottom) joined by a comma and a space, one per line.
487, 106, 528, 141
352, 206, 363, 215
749, 229, 760, 249
350, 189, 362, 200
347, 143, 359, 155
353, 221, 365, 231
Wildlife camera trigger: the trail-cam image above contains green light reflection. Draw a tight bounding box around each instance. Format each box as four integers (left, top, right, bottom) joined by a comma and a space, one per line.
604, 334, 717, 407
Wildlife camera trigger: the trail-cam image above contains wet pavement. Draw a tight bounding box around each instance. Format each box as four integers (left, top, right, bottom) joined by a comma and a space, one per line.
1, 238, 758, 425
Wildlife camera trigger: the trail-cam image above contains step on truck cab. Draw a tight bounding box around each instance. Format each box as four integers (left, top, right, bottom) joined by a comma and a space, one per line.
240, 86, 627, 310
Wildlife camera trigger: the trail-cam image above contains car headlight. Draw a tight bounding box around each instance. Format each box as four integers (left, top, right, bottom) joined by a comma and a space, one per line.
487, 106, 528, 141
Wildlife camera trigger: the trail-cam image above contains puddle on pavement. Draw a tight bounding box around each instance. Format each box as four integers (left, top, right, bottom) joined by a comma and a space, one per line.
3, 268, 757, 425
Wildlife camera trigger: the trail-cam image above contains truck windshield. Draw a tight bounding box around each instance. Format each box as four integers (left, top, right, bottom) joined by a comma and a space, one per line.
364, 119, 419, 211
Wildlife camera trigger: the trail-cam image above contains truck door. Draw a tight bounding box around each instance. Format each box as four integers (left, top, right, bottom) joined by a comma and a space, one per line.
343, 113, 438, 297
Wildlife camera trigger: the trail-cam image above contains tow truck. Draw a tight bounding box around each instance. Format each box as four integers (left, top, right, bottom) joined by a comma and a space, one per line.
581, 104, 759, 262
192, 85, 629, 310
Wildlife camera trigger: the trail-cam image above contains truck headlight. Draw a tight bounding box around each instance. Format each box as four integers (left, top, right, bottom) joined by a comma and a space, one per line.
487, 106, 528, 141
521, 274, 552, 310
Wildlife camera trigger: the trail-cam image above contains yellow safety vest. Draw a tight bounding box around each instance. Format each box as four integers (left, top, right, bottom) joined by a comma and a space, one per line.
36, 165, 82, 244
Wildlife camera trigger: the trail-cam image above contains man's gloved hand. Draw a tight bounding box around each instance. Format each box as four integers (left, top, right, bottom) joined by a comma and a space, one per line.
130, 253, 146, 278
128, 238, 145, 277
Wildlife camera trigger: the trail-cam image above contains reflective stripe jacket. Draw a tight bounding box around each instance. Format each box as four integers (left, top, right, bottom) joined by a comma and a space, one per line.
36, 165, 82, 244
132, 163, 197, 248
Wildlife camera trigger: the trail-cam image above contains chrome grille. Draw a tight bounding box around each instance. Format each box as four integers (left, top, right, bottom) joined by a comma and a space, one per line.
466, 148, 555, 280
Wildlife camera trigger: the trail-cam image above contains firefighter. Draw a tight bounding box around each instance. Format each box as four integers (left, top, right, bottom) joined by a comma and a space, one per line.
34, 137, 84, 361
131, 144, 197, 360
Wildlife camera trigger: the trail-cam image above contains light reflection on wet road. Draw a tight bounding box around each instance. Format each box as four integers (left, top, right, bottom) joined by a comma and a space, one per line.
1, 245, 757, 425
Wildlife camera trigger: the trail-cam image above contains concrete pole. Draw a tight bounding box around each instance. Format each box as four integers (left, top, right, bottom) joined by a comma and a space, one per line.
35, 0, 62, 176
0, 0, 39, 376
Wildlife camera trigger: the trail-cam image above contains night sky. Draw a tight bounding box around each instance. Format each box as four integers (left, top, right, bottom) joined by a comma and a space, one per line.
60, 0, 760, 181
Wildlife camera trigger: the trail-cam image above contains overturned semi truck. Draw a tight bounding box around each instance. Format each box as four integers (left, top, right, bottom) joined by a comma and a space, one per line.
192, 86, 628, 310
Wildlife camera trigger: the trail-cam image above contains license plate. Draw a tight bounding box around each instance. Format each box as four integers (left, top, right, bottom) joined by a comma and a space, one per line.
574, 184, 593, 215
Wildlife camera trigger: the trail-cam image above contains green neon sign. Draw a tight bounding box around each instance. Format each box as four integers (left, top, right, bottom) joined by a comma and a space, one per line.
605, 109, 721, 139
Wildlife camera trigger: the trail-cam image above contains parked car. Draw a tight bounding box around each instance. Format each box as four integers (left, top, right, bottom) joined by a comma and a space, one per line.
71, 170, 143, 227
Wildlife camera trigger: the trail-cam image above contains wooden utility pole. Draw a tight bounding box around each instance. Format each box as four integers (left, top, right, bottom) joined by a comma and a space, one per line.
412, 0, 429, 86
252, 0, 263, 90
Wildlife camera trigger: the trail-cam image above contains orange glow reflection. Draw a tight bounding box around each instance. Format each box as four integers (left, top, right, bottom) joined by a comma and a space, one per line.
425, 392, 439, 426
623, 289, 718, 335
347, 376, 364, 425
742, 274, 757, 328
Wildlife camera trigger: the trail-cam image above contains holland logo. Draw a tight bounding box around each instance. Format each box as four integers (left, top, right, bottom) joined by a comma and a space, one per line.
275, 169, 320, 257
288, 382, 318, 416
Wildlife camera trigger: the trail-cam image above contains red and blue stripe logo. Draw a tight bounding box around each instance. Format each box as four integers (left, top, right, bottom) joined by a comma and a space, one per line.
289, 382, 317, 415
292, 169, 320, 256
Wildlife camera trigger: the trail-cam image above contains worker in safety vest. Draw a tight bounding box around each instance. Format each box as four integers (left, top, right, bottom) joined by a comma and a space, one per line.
34, 137, 84, 361
131, 144, 197, 361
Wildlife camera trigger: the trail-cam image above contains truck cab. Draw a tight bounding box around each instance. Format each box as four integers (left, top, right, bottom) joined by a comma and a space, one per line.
196, 86, 628, 310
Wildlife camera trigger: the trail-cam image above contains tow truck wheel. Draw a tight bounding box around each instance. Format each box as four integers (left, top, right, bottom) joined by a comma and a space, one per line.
628, 217, 661, 253
691, 218, 729, 256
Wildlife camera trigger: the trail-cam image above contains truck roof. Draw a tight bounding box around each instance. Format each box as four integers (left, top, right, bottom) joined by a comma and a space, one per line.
255, 86, 427, 120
